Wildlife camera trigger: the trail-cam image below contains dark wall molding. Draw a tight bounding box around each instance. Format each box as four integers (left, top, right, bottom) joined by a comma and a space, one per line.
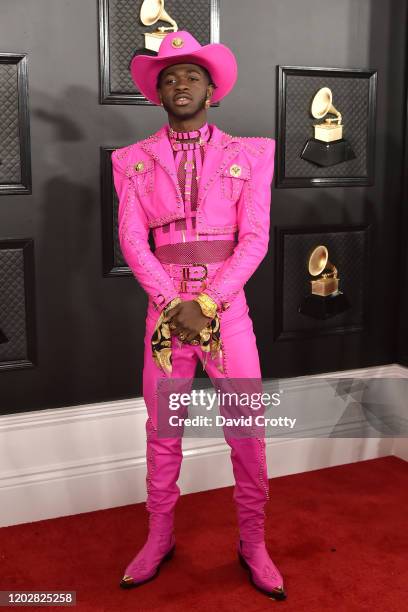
0, 238, 37, 371
397, 19, 408, 366
98, 0, 221, 105
0, 53, 32, 195
273, 224, 371, 342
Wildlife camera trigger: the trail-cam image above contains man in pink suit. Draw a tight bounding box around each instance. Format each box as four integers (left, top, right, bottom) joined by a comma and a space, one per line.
111, 31, 286, 600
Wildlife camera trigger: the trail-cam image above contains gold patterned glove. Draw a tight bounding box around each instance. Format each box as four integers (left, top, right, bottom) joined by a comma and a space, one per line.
194, 293, 223, 371
198, 313, 223, 372
151, 294, 224, 376
194, 292, 218, 318
151, 297, 182, 375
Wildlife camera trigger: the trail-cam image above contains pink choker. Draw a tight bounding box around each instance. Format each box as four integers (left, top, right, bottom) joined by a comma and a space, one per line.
168, 123, 210, 150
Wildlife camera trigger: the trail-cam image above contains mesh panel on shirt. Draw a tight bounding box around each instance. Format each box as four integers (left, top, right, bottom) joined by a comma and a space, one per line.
177, 150, 187, 195
157, 145, 203, 236
154, 239, 237, 264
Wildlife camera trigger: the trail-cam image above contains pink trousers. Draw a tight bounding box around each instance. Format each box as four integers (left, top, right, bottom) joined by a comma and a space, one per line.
142, 260, 270, 542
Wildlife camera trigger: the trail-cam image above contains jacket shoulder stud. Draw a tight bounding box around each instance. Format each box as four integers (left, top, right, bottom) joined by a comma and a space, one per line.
135, 161, 145, 172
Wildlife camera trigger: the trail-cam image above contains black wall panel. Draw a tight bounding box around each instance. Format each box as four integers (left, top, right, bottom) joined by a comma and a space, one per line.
397, 29, 408, 367
0, 0, 407, 414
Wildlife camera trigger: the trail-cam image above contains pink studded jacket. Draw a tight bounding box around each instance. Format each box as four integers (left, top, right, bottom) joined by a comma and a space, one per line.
111, 123, 276, 313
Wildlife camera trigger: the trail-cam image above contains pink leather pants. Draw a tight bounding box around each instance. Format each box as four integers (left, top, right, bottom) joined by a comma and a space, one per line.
142, 260, 270, 542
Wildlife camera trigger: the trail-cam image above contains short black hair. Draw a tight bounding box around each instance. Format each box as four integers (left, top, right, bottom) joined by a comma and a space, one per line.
156, 64, 215, 89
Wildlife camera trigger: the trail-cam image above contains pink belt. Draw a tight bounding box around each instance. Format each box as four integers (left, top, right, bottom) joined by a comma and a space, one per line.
161, 260, 227, 295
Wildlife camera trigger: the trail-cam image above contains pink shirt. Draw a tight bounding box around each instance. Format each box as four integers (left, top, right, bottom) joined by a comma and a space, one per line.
152, 122, 237, 249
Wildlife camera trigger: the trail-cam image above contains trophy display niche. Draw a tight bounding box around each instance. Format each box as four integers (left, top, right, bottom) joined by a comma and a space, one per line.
298, 245, 350, 319
300, 87, 356, 167
140, 0, 178, 52
0, 326, 8, 344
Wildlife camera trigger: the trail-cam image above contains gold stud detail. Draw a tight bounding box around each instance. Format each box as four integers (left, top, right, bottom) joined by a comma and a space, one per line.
230, 164, 242, 177
135, 161, 145, 171
171, 37, 184, 48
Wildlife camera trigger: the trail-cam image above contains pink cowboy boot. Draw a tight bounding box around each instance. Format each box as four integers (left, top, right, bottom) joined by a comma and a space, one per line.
228, 436, 287, 600
238, 539, 286, 600
120, 530, 176, 589
120, 417, 183, 589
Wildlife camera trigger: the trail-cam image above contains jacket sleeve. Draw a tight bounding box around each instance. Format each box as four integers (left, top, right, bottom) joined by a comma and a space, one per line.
202, 138, 276, 311
111, 150, 180, 311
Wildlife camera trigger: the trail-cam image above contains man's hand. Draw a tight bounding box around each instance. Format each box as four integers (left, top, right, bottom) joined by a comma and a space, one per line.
165, 300, 213, 343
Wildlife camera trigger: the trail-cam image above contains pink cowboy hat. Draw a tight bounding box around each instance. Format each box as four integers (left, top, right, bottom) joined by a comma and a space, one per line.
130, 30, 238, 105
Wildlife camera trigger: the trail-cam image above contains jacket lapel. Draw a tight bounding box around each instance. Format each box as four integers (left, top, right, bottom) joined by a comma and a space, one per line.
197, 124, 241, 208
140, 125, 183, 201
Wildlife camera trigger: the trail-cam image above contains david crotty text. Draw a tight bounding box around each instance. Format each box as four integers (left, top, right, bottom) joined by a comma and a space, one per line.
168, 415, 297, 429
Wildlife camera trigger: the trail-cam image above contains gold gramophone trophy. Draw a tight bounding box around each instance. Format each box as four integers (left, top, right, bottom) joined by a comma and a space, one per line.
298, 245, 350, 319
140, 0, 178, 52
300, 87, 356, 166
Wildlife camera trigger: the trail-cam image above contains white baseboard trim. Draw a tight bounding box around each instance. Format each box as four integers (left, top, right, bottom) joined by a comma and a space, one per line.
1, 363, 407, 527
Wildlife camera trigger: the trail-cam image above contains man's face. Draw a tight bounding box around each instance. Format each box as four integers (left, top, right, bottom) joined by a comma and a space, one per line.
157, 63, 213, 119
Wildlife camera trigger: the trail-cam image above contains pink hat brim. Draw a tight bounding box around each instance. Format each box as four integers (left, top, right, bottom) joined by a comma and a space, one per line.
130, 44, 238, 105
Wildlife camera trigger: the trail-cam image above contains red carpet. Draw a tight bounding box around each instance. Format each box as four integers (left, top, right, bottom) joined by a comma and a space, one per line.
1, 455, 407, 611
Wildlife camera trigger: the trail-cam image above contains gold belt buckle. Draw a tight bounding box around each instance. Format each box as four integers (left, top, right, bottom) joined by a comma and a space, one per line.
180, 264, 208, 293
181, 263, 207, 281
179, 280, 207, 293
